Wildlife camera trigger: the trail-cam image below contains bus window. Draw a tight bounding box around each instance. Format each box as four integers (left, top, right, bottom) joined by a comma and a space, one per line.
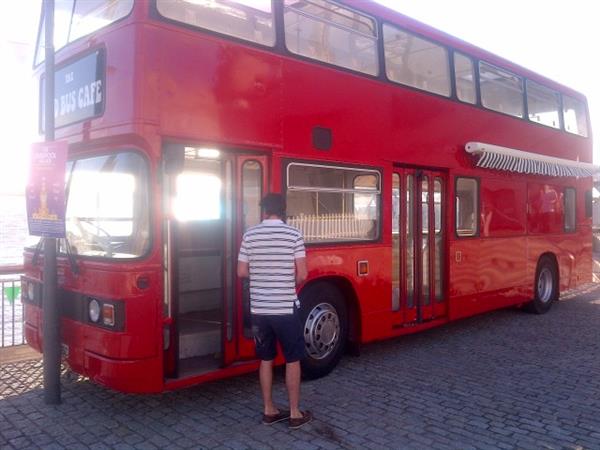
526, 80, 560, 129
479, 61, 524, 118
434, 178, 443, 302
284, 0, 378, 76
286, 163, 381, 243
563, 95, 589, 137
70, 0, 134, 42
242, 160, 263, 231
157, 0, 275, 46
392, 173, 400, 311
455, 177, 478, 237
383, 23, 450, 97
35, 0, 133, 65
564, 188, 576, 232
527, 183, 563, 234
65, 152, 150, 258
454, 52, 476, 104
585, 190, 593, 218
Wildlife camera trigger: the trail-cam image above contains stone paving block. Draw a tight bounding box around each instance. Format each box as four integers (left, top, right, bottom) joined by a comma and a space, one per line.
3, 284, 600, 449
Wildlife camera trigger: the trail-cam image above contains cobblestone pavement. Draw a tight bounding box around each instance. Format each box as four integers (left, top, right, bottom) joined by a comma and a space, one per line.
2, 284, 600, 449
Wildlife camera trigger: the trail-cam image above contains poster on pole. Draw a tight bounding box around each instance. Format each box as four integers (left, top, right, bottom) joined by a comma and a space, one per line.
26, 141, 68, 238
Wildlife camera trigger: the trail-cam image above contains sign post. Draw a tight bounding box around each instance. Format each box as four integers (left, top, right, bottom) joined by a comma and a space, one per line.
29, 0, 62, 405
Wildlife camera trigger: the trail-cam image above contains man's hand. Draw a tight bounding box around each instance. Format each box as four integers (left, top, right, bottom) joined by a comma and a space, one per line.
295, 257, 307, 285
237, 260, 249, 278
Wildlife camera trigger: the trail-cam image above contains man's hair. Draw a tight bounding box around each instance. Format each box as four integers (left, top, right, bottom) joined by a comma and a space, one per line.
260, 193, 286, 218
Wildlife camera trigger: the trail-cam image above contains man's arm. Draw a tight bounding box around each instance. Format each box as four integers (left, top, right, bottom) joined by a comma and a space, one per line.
237, 260, 249, 278
295, 257, 307, 285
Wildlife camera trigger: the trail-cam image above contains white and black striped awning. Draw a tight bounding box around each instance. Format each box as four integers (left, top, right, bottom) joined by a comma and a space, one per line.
465, 142, 598, 177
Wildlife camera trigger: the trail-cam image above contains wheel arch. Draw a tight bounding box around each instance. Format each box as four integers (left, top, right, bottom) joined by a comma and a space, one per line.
300, 276, 362, 345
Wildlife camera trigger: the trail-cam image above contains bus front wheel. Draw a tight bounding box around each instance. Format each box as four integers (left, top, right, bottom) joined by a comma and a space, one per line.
298, 282, 347, 380
526, 257, 558, 314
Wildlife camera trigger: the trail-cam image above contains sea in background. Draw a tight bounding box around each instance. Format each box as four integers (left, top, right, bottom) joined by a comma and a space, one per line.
1, 194, 27, 346
0, 194, 28, 266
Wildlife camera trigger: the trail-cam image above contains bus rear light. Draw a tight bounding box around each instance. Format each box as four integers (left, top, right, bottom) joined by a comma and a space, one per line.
102, 304, 115, 327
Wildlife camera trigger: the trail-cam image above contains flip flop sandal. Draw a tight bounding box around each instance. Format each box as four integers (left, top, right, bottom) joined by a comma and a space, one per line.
288, 411, 313, 429
262, 409, 290, 425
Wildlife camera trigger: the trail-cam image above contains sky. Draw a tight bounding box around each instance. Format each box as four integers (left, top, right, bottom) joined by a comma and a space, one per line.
0, 0, 598, 195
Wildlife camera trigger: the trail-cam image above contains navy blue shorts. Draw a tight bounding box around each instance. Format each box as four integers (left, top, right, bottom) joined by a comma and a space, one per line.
251, 311, 305, 363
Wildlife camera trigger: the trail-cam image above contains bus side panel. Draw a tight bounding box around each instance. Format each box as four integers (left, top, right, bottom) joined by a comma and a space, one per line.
83, 351, 164, 393
448, 239, 479, 320
144, 24, 284, 149
306, 245, 391, 343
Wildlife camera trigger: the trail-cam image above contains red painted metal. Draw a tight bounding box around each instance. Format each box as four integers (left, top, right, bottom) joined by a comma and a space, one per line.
22, 0, 593, 393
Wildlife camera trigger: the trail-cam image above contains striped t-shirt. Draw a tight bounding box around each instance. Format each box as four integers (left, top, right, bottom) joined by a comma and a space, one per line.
238, 219, 306, 315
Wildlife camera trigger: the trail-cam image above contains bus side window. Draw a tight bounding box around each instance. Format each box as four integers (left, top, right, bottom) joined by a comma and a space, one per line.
455, 177, 478, 237
283, 0, 379, 76
454, 52, 476, 104
562, 95, 589, 137
564, 187, 576, 232
479, 61, 524, 118
585, 190, 593, 219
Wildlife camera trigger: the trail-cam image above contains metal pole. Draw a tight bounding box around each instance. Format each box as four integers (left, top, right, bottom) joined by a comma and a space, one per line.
42, 0, 61, 405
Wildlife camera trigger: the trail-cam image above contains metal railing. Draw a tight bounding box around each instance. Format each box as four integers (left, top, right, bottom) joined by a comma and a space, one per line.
1, 265, 24, 347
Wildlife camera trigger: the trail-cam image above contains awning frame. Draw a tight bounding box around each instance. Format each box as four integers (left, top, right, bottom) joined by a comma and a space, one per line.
465, 141, 598, 177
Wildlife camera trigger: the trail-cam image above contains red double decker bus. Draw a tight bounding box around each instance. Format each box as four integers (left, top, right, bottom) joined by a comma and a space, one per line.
23, 0, 594, 393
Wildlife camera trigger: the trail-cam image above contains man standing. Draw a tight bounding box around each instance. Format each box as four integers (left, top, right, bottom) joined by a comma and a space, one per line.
237, 193, 312, 429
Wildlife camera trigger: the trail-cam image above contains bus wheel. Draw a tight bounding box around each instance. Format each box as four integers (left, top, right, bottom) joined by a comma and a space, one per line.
299, 282, 347, 380
526, 257, 558, 314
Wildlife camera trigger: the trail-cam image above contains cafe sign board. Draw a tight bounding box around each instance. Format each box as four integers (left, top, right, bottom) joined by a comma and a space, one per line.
40, 49, 105, 131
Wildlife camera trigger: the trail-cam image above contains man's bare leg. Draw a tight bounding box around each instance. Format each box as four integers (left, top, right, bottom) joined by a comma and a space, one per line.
259, 360, 278, 415
286, 361, 302, 418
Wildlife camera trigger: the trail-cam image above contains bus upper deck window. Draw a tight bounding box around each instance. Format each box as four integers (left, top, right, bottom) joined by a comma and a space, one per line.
34, 0, 134, 65
157, 0, 275, 47
383, 24, 450, 97
454, 52, 476, 104
526, 80, 560, 129
563, 95, 589, 137
283, 0, 379, 76
479, 61, 524, 118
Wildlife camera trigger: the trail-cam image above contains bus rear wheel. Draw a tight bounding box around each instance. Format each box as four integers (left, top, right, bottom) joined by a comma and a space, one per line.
526, 256, 558, 314
299, 282, 347, 380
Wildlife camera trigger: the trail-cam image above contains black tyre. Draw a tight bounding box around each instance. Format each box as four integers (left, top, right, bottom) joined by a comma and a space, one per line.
298, 282, 347, 380
526, 256, 558, 314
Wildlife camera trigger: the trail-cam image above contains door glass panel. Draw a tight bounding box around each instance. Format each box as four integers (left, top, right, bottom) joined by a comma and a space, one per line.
241, 160, 263, 336
175, 156, 224, 366
421, 176, 430, 306
174, 162, 222, 221
392, 174, 400, 311
406, 174, 414, 308
242, 161, 263, 231
434, 178, 443, 302
224, 160, 234, 341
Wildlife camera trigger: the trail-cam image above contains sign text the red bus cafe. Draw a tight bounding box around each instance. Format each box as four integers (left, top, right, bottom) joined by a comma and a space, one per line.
26, 141, 68, 238
40, 49, 105, 131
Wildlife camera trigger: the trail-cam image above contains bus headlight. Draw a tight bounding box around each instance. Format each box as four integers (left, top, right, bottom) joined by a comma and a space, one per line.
89, 299, 101, 323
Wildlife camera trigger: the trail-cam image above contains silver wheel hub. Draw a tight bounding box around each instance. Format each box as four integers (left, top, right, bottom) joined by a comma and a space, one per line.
304, 303, 340, 360
537, 267, 553, 303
